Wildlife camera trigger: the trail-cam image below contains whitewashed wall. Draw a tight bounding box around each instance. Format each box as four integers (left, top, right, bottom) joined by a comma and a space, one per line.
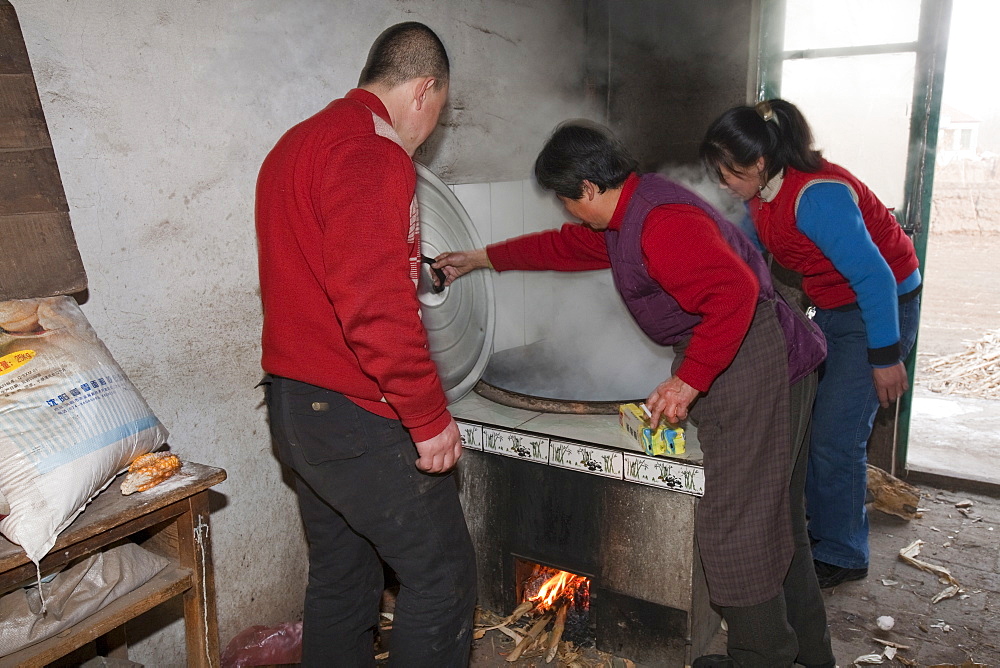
13, 1, 597, 663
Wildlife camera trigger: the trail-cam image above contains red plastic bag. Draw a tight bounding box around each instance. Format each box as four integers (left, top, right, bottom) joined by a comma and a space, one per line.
221, 621, 302, 668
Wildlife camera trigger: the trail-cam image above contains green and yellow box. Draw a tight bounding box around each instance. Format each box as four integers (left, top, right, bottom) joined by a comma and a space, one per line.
618, 403, 686, 456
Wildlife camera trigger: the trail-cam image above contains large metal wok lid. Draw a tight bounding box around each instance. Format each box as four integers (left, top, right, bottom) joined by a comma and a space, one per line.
416, 163, 495, 403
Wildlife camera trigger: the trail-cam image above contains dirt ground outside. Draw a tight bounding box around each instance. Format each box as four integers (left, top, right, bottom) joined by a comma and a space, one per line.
913, 233, 1000, 359
908, 230, 1000, 483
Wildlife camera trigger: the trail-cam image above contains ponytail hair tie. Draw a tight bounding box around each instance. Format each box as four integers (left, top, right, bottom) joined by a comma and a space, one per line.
755, 101, 777, 124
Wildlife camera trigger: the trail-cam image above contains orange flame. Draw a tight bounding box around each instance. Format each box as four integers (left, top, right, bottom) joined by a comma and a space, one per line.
527, 569, 588, 611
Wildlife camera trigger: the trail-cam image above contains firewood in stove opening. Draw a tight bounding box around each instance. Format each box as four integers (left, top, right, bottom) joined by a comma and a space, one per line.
545, 599, 569, 663
506, 610, 554, 662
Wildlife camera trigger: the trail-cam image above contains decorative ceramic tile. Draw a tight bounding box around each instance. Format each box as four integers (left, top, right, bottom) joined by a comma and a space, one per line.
549, 440, 623, 479
482, 427, 549, 464
623, 453, 704, 497
456, 421, 483, 450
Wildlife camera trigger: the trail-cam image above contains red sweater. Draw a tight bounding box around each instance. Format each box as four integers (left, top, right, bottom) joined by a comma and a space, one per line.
486, 174, 757, 392
256, 89, 451, 442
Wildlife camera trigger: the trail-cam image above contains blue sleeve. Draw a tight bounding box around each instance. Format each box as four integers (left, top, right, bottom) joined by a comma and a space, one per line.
796, 182, 900, 364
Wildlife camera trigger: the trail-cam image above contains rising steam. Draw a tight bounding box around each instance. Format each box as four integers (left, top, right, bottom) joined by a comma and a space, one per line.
482, 166, 747, 402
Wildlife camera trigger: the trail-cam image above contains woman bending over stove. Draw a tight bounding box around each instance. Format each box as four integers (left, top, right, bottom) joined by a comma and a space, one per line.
701, 99, 921, 591
434, 121, 836, 668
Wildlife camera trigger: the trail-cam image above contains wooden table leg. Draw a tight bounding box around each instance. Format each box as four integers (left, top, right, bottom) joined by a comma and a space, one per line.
176, 491, 221, 667
97, 625, 129, 659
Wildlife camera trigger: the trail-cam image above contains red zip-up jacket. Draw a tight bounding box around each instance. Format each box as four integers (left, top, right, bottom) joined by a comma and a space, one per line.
256, 89, 451, 442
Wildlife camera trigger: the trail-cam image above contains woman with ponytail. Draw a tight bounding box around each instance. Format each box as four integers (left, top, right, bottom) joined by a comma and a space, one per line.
701, 99, 921, 590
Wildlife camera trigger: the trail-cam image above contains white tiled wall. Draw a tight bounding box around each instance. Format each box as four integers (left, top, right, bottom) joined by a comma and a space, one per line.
452, 179, 572, 354
451, 182, 491, 241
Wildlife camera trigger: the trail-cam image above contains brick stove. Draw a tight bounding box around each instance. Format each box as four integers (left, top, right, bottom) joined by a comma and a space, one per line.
451, 392, 719, 665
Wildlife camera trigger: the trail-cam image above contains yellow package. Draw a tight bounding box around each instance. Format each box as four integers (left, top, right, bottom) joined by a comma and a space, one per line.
618, 403, 686, 456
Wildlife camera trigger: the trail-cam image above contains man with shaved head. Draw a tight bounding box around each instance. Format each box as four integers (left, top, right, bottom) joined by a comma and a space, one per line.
256, 22, 475, 667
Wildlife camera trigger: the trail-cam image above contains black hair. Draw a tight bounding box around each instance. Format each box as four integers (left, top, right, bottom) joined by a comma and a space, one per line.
700, 98, 823, 183
358, 22, 449, 89
533, 121, 638, 199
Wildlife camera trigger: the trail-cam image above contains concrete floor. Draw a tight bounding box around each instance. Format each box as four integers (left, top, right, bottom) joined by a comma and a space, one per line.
468, 480, 1000, 666
819, 485, 1000, 667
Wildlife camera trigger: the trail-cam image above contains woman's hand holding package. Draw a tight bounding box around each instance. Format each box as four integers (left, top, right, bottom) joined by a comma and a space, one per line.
432, 249, 491, 286
873, 362, 909, 408
646, 375, 699, 426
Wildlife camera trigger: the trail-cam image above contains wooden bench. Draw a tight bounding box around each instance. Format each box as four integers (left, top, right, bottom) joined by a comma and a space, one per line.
0, 462, 226, 667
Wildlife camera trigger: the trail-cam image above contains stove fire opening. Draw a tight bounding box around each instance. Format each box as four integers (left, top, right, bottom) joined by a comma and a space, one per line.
509, 558, 594, 658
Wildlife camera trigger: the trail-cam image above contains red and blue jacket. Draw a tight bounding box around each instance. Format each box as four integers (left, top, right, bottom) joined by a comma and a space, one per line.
750, 160, 920, 366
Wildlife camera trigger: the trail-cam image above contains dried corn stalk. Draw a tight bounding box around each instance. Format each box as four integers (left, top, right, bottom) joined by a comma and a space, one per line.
121, 452, 182, 495
898, 539, 963, 604
924, 329, 1000, 399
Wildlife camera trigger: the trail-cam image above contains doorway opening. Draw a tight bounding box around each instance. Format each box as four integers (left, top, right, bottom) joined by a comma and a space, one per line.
907, 0, 1000, 485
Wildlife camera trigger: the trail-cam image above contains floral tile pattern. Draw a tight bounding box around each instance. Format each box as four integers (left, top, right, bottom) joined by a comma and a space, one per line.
457, 421, 484, 450
548, 439, 624, 479
482, 427, 550, 464
623, 453, 705, 496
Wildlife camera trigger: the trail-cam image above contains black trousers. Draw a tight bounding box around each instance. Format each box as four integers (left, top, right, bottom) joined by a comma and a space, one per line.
264, 376, 477, 668
719, 372, 836, 667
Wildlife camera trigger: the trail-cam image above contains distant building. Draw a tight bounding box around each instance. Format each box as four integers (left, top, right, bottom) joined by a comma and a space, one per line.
937, 104, 981, 163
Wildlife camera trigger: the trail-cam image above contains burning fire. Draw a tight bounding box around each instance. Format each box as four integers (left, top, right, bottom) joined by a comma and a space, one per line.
499, 564, 591, 660
525, 566, 589, 612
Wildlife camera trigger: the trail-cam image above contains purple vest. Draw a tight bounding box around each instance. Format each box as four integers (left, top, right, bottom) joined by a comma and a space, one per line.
604, 174, 825, 384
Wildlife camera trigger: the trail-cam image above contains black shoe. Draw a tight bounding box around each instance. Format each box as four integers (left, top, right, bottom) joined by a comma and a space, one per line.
814, 559, 868, 588
692, 655, 736, 668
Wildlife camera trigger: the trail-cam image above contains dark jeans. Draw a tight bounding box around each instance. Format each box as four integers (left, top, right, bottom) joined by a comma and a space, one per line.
720, 372, 836, 667
263, 376, 477, 668
807, 296, 921, 569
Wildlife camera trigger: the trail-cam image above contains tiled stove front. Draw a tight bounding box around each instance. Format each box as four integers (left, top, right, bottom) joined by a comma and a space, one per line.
452, 393, 720, 665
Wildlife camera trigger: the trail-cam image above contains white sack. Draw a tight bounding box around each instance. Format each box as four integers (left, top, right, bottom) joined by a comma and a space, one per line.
0, 297, 168, 563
